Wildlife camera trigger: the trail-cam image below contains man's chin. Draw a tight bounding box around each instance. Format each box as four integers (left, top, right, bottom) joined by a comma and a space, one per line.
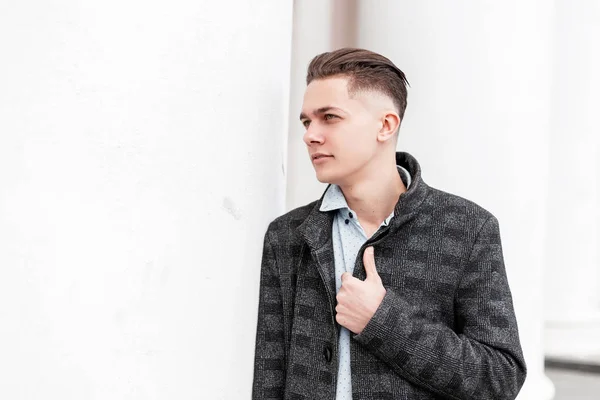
315, 171, 338, 185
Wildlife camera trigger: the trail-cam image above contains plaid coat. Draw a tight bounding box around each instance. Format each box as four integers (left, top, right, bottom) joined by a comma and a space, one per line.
252, 152, 526, 400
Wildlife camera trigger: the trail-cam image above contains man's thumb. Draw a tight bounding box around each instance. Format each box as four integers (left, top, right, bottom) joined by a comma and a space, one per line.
363, 247, 380, 281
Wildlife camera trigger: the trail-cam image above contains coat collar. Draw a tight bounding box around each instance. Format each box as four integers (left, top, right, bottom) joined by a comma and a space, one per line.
297, 151, 429, 251
388, 151, 430, 232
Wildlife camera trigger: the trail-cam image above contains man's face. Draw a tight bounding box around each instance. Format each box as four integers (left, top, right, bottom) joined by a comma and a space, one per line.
300, 76, 386, 185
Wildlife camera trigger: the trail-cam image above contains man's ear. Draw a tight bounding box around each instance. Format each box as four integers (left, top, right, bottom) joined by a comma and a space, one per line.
377, 112, 401, 143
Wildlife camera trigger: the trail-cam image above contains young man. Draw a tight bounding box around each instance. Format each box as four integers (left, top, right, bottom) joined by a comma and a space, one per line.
252, 48, 526, 400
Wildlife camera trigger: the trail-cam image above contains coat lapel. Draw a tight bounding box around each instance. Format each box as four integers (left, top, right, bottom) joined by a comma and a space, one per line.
296, 200, 337, 308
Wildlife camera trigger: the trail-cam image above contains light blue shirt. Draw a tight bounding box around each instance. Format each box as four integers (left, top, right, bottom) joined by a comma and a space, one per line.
319, 166, 412, 400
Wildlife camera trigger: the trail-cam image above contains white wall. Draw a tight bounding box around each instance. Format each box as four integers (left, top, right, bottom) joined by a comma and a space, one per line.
544, 0, 600, 359
0, 1, 292, 399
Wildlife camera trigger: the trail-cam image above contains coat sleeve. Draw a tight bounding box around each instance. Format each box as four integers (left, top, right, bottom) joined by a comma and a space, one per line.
353, 215, 527, 400
252, 229, 286, 399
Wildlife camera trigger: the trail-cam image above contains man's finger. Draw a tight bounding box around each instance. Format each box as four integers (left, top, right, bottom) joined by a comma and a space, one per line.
341, 272, 352, 282
363, 246, 380, 281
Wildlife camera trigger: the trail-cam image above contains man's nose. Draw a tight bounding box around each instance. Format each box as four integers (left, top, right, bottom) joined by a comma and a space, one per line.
303, 125, 324, 146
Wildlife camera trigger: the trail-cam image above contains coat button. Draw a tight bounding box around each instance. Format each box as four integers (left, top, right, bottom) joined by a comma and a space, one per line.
324, 345, 333, 362
345, 219, 350, 224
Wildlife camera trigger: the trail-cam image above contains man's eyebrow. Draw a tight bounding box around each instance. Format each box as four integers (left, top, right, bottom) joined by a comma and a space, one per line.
299, 106, 345, 120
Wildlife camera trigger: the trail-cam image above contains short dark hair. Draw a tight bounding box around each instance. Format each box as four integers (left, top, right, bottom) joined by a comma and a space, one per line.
306, 48, 410, 121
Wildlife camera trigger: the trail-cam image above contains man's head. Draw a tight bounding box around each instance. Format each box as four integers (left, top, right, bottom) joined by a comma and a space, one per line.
300, 48, 409, 185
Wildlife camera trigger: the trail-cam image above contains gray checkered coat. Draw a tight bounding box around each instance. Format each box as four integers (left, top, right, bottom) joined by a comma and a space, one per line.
252, 152, 526, 400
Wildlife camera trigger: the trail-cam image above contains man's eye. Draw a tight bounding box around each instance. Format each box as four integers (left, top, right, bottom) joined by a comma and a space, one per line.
324, 114, 338, 121
302, 120, 310, 128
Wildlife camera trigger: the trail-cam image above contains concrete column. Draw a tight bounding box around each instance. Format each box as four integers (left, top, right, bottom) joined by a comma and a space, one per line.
0, 1, 292, 398
356, 1, 555, 398
287, 0, 334, 210
544, 0, 600, 360
287, 0, 358, 211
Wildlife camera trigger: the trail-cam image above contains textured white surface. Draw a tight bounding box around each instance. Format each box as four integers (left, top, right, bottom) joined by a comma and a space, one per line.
544, 0, 600, 359
0, 1, 292, 398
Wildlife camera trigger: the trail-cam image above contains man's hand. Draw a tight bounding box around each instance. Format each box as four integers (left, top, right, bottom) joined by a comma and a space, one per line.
335, 246, 386, 334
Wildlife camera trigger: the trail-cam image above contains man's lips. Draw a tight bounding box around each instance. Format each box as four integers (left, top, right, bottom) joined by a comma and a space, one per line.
311, 153, 333, 160
312, 154, 333, 164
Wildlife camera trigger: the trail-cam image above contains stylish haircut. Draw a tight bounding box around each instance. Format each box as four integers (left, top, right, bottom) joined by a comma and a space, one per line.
306, 48, 409, 122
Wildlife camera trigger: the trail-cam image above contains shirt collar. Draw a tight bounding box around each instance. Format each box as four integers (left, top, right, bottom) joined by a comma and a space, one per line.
319, 184, 347, 212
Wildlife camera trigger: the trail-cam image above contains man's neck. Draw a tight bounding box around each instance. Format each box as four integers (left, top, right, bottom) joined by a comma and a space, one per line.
338, 159, 406, 233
